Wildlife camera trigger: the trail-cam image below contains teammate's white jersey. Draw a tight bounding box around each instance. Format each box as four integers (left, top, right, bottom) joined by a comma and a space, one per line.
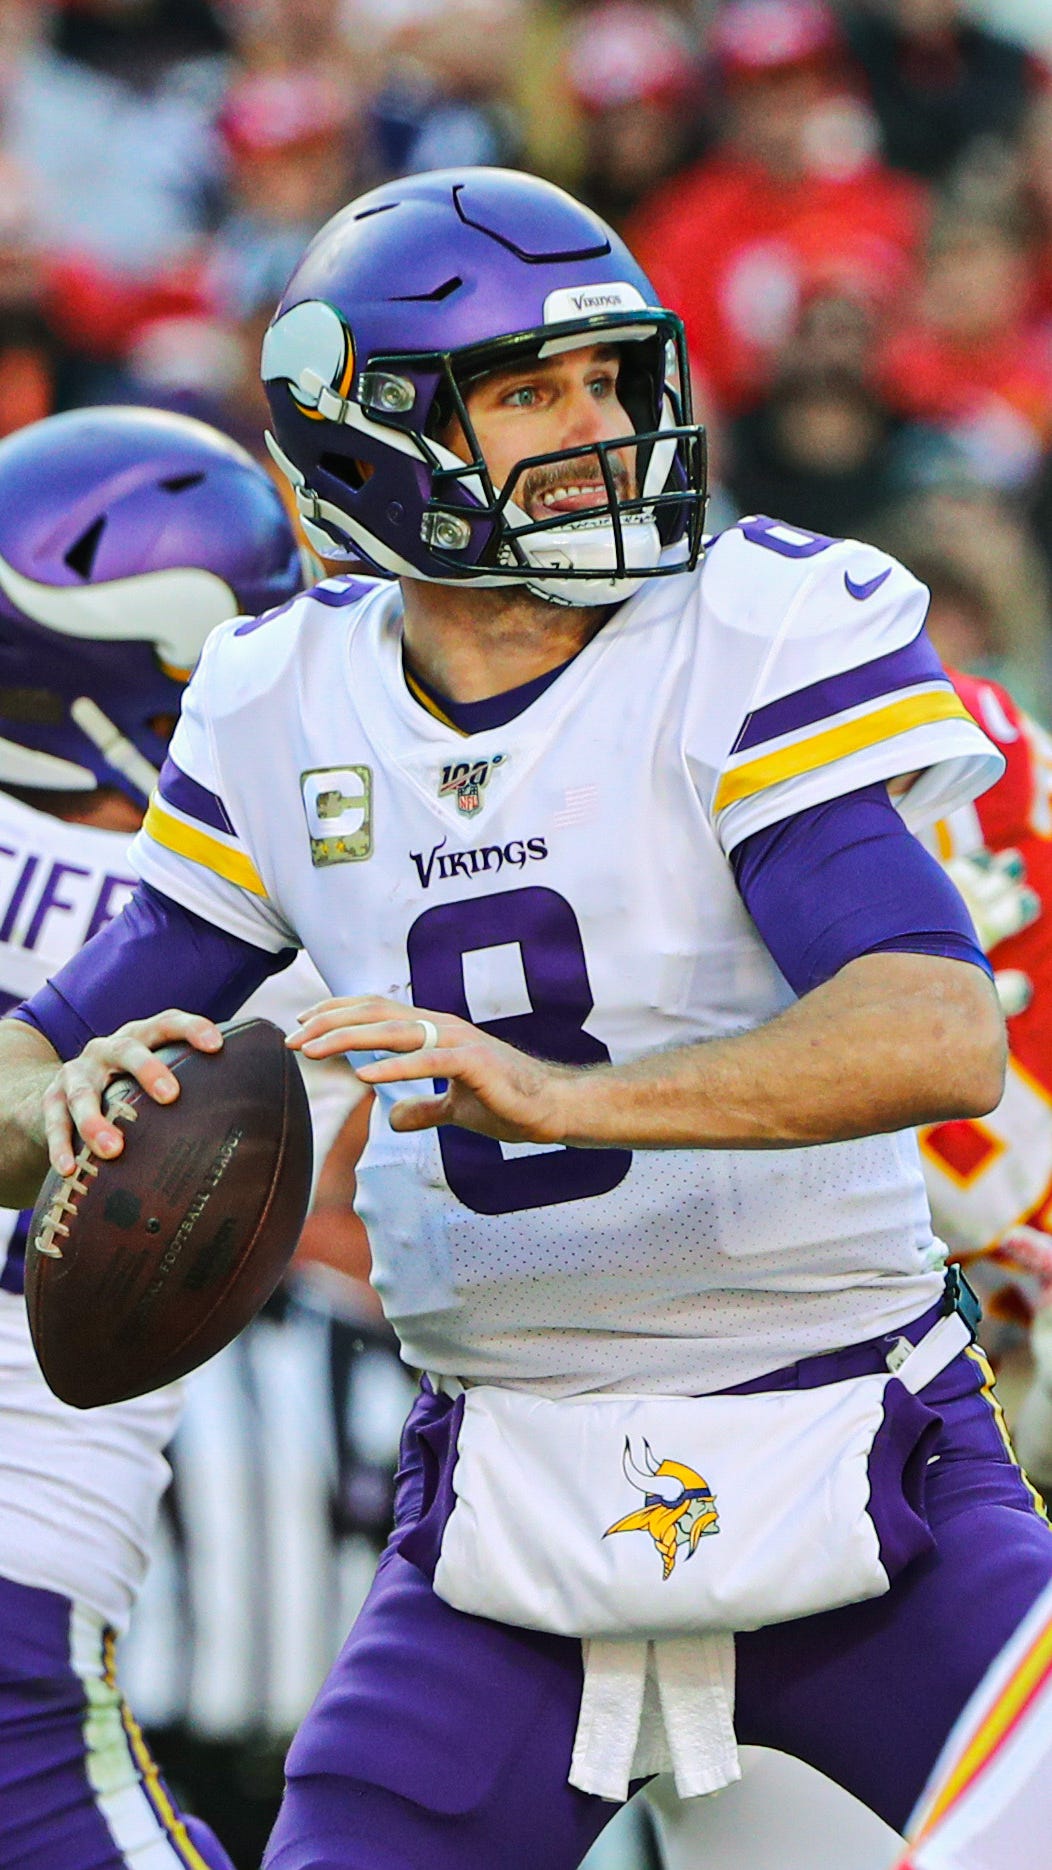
0, 788, 355, 1632
901, 1575, 1052, 1870
132, 521, 1002, 1396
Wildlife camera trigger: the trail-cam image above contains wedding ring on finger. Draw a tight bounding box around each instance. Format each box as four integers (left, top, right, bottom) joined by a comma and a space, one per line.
415, 1019, 440, 1051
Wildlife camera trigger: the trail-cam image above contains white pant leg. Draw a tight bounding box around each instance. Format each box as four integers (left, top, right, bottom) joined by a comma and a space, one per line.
647, 1750, 901, 1870
580, 1800, 659, 1870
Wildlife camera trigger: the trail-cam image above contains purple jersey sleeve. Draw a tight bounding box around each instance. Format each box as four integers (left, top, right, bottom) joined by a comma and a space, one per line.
9, 882, 295, 1061
731, 782, 992, 996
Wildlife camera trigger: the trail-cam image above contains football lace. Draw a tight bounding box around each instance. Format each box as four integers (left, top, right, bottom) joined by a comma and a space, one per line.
34, 1096, 139, 1261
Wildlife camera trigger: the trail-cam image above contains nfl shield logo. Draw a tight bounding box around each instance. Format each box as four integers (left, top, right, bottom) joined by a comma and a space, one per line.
455, 779, 481, 816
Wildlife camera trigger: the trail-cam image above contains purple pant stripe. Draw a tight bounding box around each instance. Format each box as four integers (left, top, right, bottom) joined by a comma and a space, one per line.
0, 1211, 30, 1295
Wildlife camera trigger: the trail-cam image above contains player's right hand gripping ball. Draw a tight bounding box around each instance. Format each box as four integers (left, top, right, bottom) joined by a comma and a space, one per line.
24, 1017, 313, 1408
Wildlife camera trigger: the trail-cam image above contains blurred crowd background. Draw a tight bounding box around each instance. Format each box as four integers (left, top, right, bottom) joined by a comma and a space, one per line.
6, 2, 1052, 1865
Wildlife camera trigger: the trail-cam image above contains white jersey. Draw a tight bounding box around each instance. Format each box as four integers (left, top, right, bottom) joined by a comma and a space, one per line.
0, 789, 356, 1631
132, 521, 1002, 1397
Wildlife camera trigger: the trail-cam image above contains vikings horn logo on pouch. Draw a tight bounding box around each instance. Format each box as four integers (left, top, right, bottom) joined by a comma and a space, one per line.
605, 1438, 719, 1581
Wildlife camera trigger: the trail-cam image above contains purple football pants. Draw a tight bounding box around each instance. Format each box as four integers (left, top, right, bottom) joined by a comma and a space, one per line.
0, 1575, 234, 1870
264, 1316, 1052, 1870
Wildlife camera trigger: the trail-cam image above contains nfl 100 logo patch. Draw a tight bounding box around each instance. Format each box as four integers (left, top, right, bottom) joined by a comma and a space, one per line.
301, 766, 372, 866
437, 752, 506, 817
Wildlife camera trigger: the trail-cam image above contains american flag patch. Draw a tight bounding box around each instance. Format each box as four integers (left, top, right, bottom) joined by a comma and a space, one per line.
553, 785, 600, 828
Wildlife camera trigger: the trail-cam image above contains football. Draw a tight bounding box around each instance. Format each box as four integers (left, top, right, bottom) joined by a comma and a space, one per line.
24, 1017, 314, 1409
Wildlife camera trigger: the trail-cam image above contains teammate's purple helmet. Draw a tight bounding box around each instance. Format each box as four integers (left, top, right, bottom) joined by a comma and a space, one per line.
261, 167, 707, 605
0, 407, 305, 806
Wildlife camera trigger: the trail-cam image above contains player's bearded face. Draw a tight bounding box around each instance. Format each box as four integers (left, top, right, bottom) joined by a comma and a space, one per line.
445, 343, 638, 522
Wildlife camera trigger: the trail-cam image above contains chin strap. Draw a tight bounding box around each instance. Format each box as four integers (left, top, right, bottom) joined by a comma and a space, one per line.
518, 517, 663, 608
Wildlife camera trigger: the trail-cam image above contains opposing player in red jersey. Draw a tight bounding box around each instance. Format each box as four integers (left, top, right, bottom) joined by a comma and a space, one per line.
922, 667, 1052, 1231
921, 683, 1052, 1294
918, 667, 1052, 1489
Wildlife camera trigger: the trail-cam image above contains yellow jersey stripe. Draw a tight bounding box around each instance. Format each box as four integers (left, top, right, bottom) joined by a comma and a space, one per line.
714, 688, 974, 816
916, 1614, 1052, 1837
143, 798, 267, 899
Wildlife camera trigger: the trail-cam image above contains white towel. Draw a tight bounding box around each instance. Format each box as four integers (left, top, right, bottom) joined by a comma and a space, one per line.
569, 1632, 739, 1803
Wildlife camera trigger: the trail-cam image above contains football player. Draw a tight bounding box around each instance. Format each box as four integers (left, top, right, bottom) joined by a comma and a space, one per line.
0, 406, 322, 1870
915, 672, 1052, 1467
0, 171, 1048, 1870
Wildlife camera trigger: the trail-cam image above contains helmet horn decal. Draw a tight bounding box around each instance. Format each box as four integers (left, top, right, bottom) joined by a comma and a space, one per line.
261, 300, 356, 423
0, 734, 95, 792
0, 551, 238, 677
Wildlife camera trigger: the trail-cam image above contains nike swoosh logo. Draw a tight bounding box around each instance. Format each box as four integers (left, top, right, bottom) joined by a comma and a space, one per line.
844, 567, 892, 601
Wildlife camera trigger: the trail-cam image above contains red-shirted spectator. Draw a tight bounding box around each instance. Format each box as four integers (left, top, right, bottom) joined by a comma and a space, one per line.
877, 197, 1052, 487
628, 0, 928, 418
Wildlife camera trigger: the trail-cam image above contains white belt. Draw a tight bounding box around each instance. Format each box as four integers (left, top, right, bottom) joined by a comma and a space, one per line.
427, 1371, 467, 1398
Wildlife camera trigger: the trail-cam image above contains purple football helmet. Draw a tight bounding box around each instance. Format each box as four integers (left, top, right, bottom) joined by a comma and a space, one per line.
0, 407, 305, 806
261, 167, 707, 605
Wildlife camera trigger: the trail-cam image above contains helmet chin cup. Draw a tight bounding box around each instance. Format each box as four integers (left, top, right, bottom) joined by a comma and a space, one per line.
516, 516, 662, 607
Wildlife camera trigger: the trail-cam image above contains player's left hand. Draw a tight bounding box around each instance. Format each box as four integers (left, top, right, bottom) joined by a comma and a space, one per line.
287, 995, 579, 1143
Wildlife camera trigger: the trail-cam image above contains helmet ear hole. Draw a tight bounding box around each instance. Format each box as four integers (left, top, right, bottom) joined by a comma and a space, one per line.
319, 451, 374, 491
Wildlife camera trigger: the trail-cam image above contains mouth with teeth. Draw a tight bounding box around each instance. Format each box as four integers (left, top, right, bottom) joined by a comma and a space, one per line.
521, 455, 633, 524
538, 481, 609, 515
